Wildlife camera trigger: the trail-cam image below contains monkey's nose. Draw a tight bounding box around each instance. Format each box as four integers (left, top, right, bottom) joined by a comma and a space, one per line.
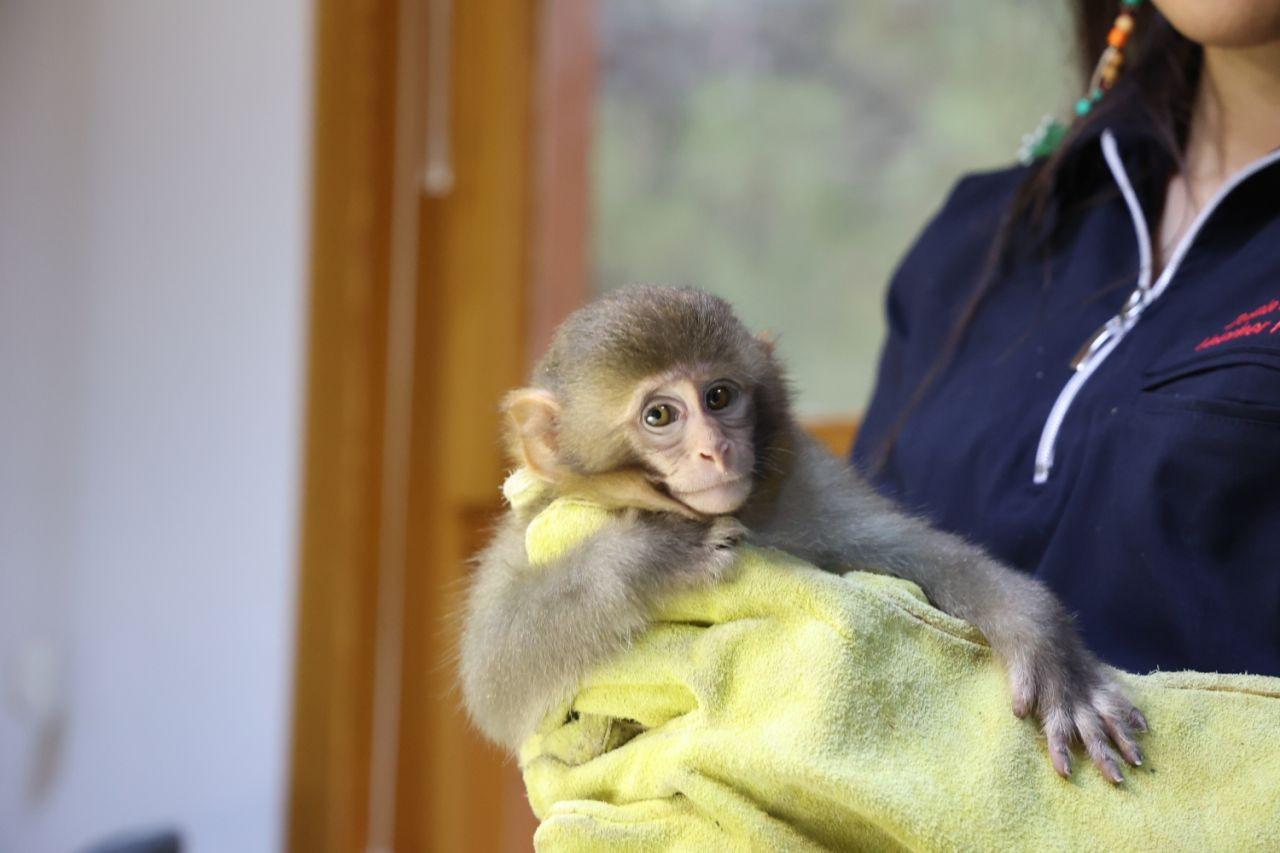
699, 443, 731, 472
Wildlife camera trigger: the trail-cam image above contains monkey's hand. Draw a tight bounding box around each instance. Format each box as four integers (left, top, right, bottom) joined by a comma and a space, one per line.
1002, 611, 1148, 784
704, 515, 747, 552
657, 514, 747, 587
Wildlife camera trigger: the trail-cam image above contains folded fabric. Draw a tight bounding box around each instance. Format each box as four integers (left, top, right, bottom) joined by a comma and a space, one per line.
511, 486, 1280, 852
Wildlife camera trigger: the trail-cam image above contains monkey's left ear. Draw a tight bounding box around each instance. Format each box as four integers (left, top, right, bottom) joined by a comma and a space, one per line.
503, 389, 563, 483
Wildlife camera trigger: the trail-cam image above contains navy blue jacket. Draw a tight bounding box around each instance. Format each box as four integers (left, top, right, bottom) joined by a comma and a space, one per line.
853, 120, 1280, 677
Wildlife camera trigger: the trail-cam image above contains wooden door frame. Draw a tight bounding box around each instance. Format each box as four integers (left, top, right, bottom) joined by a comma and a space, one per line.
285, 0, 397, 848
528, 0, 598, 363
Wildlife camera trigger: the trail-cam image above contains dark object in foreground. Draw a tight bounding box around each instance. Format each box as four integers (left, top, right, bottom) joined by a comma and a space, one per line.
83, 828, 181, 853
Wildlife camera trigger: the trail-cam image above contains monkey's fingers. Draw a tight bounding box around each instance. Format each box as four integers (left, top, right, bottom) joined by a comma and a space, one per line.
1129, 707, 1150, 733
1045, 682, 1147, 785
1092, 684, 1145, 767
1102, 713, 1144, 767
1007, 665, 1036, 719
705, 516, 748, 550
1042, 710, 1074, 779
1074, 707, 1126, 784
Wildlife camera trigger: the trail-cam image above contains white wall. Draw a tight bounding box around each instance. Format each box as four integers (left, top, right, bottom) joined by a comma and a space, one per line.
0, 2, 312, 850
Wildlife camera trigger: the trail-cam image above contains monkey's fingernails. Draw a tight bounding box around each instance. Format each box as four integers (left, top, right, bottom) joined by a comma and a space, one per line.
1129, 708, 1149, 733
1098, 756, 1125, 784
1112, 734, 1143, 768
1101, 717, 1143, 766
1050, 743, 1072, 778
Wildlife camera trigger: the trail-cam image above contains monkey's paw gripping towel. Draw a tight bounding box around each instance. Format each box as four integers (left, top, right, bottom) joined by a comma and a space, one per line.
509, 489, 1280, 851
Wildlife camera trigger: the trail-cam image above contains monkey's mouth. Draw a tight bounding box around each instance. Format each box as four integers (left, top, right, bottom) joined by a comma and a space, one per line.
674, 476, 746, 495
670, 477, 752, 514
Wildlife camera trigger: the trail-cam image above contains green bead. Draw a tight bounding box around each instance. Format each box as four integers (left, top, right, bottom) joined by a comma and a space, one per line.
1017, 115, 1068, 164
1075, 97, 1093, 116
1122, 0, 1141, 6
1091, 87, 1104, 101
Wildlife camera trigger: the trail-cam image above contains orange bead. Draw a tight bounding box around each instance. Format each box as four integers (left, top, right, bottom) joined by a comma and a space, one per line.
1108, 26, 1130, 48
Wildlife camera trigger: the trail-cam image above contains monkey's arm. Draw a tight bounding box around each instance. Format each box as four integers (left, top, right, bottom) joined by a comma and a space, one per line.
459, 511, 742, 751
747, 436, 1146, 783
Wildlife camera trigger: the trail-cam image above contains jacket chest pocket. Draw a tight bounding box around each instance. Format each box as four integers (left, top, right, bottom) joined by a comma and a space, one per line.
1141, 347, 1280, 424
1076, 349, 1280, 672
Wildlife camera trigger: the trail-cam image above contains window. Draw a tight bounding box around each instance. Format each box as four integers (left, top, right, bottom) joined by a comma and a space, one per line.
592, 0, 1071, 416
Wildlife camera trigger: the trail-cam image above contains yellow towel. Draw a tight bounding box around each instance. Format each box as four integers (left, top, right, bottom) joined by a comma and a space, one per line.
510, 485, 1280, 851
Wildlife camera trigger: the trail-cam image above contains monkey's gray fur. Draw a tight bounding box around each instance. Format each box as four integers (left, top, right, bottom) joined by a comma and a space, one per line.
460, 286, 1145, 780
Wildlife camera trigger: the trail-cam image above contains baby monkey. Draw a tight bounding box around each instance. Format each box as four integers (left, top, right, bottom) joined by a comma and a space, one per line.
460, 286, 1146, 782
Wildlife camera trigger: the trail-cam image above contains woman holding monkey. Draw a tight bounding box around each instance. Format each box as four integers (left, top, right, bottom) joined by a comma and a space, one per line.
854, 0, 1280, 677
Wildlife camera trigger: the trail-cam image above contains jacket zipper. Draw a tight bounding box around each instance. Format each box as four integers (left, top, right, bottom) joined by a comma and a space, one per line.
1032, 131, 1280, 484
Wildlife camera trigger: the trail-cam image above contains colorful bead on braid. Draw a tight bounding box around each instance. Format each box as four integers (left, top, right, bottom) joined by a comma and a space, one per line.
1018, 0, 1143, 164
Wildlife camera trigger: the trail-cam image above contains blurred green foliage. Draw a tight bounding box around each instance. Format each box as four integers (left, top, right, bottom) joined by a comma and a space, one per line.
593, 0, 1072, 417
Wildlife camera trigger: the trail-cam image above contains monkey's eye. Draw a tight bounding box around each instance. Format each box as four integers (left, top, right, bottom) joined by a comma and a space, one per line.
705, 383, 737, 411
643, 403, 676, 428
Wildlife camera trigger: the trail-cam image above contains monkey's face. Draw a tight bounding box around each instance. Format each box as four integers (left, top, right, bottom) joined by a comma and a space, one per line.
630, 372, 756, 515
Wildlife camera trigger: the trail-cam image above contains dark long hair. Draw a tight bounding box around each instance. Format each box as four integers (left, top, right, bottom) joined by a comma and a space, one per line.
870, 0, 1202, 471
